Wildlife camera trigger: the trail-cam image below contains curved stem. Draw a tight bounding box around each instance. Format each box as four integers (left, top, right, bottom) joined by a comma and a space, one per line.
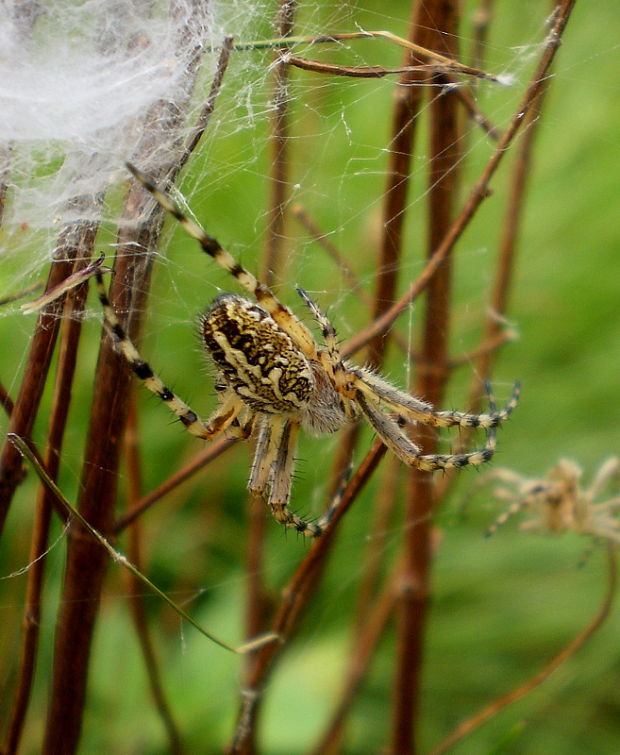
428, 543, 617, 755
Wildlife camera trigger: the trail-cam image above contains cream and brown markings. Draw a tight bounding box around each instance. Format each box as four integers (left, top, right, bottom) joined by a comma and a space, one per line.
101, 164, 521, 538
202, 294, 314, 413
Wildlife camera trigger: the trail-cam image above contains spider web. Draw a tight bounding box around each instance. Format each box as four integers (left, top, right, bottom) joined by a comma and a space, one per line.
0, 1, 538, 296
1, 2, 619, 753
0, 0, 542, 457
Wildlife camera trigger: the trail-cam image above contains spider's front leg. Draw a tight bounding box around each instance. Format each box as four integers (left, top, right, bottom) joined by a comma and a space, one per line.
356, 392, 499, 471
353, 367, 520, 430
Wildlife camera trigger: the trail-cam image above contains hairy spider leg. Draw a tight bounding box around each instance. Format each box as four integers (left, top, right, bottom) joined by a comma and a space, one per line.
353, 370, 521, 430
356, 392, 498, 472
126, 163, 318, 360
95, 272, 245, 440
248, 416, 338, 537
589, 457, 620, 500
295, 286, 358, 419
484, 483, 548, 537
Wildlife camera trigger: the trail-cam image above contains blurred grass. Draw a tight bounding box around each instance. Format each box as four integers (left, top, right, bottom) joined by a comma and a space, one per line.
1, 1, 619, 753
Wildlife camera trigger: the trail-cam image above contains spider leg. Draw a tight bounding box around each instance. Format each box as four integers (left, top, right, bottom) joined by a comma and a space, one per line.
249, 416, 281, 498
249, 415, 337, 537
296, 287, 357, 420
271, 419, 345, 537
96, 272, 242, 440
356, 392, 497, 471
458, 468, 526, 522
225, 412, 256, 440
236, 411, 257, 439
353, 368, 520, 429
268, 420, 309, 531
296, 288, 341, 378
126, 163, 318, 360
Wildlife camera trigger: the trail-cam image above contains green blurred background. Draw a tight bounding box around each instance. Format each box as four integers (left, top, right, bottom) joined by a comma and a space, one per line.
1, 1, 619, 752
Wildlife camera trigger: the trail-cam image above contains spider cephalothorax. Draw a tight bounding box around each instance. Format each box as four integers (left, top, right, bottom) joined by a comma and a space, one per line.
96, 163, 520, 537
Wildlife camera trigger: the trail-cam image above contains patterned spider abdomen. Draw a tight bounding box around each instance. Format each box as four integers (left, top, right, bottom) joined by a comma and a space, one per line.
202, 294, 314, 414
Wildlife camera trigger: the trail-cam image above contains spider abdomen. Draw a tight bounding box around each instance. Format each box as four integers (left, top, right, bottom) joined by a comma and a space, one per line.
201, 294, 314, 414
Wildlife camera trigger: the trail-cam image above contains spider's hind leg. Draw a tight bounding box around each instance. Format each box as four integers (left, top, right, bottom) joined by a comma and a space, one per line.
95, 272, 241, 440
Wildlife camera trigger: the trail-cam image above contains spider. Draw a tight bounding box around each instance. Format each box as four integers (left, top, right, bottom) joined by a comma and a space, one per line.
95, 163, 520, 537
477, 458, 620, 544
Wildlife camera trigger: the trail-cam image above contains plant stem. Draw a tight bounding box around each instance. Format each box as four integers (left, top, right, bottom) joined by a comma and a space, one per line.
341, 0, 577, 358
2, 241, 99, 755
390, 3, 461, 751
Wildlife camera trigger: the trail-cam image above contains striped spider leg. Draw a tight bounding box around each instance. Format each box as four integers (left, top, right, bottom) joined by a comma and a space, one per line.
96, 164, 519, 537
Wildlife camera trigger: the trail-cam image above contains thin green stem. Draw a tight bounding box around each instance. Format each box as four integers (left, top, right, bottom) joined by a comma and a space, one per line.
7, 434, 277, 656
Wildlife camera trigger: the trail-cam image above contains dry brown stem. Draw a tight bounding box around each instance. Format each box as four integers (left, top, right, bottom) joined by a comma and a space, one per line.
2, 225, 100, 755
0, 221, 84, 533
0, 381, 15, 417
285, 55, 477, 79
260, 2, 296, 286
124, 398, 184, 755
42, 17, 228, 750
428, 544, 617, 755
367, 4, 426, 368
42, 184, 166, 754
342, 0, 575, 361
228, 440, 388, 753
389, 4, 461, 751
